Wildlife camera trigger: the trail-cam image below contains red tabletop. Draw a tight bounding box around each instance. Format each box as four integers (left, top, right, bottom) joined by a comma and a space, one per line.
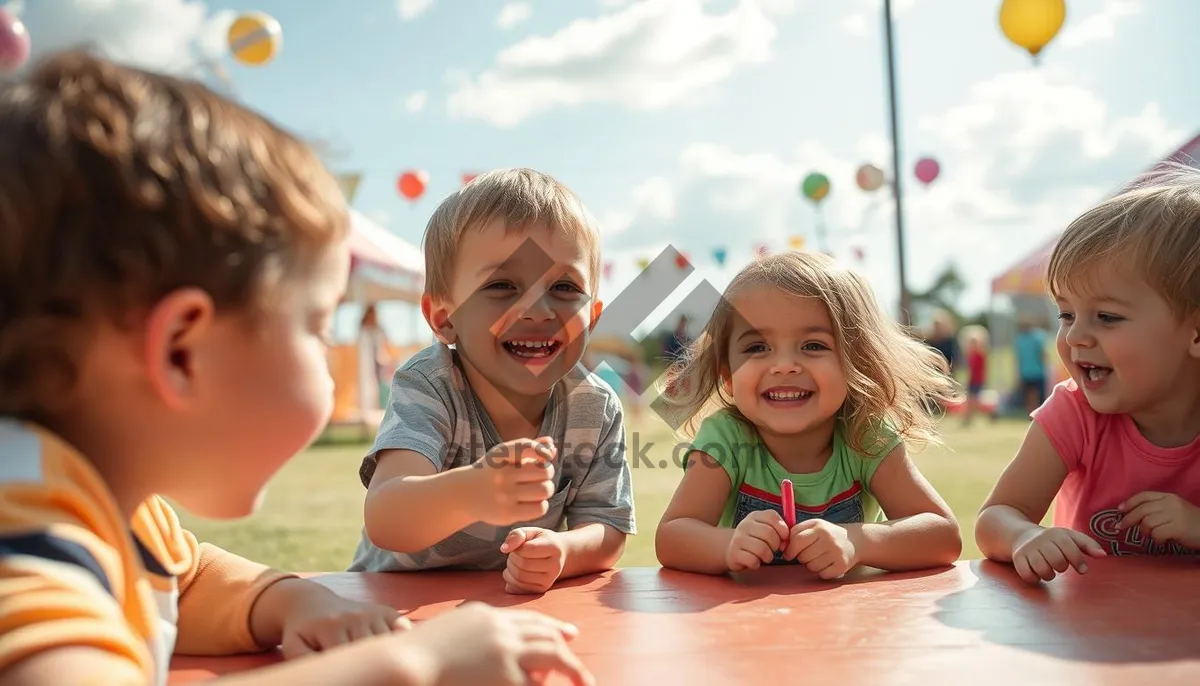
169, 557, 1200, 685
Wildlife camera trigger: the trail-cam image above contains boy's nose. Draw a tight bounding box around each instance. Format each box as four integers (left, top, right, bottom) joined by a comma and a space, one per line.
519, 292, 555, 320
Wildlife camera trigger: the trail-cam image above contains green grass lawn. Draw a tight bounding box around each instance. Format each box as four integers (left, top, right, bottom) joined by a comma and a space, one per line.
177, 414, 1032, 572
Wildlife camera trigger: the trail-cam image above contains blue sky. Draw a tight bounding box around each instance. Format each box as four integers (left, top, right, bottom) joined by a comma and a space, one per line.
14, 0, 1200, 342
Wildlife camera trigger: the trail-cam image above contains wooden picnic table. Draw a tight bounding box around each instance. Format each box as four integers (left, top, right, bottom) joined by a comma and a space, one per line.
169, 557, 1200, 685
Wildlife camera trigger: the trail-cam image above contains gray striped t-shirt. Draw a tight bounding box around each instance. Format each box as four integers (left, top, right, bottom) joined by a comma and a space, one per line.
347, 343, 636, 572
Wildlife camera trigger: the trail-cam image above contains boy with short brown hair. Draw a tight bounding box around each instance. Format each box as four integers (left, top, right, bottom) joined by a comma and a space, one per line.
350, 168, 636, 594
0, 51, 591, 686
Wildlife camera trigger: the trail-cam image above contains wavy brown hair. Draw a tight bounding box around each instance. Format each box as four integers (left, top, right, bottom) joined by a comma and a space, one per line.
0, 50, 348, 424
656, 251, 961, 456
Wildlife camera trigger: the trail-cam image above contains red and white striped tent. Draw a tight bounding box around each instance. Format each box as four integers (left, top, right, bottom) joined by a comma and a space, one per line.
345, 208, 424, 304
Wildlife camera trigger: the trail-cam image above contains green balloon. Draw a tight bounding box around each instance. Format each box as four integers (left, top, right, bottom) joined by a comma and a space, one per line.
801, 172, 830, 202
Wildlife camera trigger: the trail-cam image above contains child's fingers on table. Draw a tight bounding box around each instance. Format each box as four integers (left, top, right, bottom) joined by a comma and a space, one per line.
379, 614, 407, 634
508, 553, 559, 575
503, 568, 546, 594
1026, 550, 1057, 582
514, 538, 560, 559
281, 632, 316, 659
794, 537, 826, 565
741, 533, 778, 563
516, 640, 595, 686
745, 519, 784, 547
1066, 530, 1107, 557
1038, 542, 1072, 574
1014, 552, 1051, 584
1053, 538, 1091, 573
729, 549, 764, 571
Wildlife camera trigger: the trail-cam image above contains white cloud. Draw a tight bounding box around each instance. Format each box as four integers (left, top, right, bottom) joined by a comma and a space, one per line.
601, 176, 676, 235
16, 0, 235, 77
403, 90, 428, 113
1059, 0, 1141, 49
497, 2, 532, 29
396, 0, 434, 21
600, 68, 1186, 318
446, 0, 799, 127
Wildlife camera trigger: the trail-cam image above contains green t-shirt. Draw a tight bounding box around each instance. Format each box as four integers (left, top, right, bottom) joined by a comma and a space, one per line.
684, 409, 901, 532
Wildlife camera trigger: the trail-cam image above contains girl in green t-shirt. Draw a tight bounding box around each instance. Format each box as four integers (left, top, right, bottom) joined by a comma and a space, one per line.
654, 251, 964, 578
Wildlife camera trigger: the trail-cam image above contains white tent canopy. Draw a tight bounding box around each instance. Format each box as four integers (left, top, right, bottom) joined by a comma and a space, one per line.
345, 208, 425, 304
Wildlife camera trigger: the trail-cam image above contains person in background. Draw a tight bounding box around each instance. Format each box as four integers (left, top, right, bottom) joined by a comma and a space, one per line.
959, 325, 992, 426
1013, 315, 1049, 414
926, 309, 960, 377
358, 303, 393, 416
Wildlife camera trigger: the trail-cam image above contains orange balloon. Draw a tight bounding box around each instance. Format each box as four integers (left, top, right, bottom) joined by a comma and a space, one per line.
397, 170, 428, 201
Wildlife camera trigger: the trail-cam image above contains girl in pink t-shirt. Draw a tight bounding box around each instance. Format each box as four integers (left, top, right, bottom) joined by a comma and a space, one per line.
976, 166, 1200, 584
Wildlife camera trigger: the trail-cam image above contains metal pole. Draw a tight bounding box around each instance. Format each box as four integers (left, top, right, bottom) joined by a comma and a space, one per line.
883, 0, 911, 327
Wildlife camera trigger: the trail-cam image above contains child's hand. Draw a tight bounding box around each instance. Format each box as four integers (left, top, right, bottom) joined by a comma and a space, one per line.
500, 527, 567, 594
1011, 526, 1106, 583
1118, 491, 1200, 549
471, 437, 557, 526
401, 602, 594, 686
725, 510, 790, 571
782, 519, 858, 580
273, 582, 411, 658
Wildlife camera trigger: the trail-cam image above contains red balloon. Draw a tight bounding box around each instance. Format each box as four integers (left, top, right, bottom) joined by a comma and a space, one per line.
397, 170, 428, 201
852, 246, 865, 261
914, 157, 940, 186
0, 9, 30, 76
461, 172, 479, 186
674, 253, 690, 270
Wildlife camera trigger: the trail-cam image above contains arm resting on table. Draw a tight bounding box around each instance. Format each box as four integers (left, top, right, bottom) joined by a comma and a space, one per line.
975, 422, 1067, 562
558, 522, 626, 579
655, 451, 738, 575
847, 442, 962, 570
363, 449, 483, 554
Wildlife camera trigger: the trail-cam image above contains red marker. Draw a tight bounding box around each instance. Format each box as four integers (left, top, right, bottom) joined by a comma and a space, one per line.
782, 479, 795, 529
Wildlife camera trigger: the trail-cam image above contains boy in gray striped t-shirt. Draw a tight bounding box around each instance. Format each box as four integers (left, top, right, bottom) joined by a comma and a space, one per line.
348, 169, 636, 594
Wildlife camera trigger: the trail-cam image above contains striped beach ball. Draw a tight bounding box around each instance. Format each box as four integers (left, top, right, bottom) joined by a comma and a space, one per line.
226, 12, 282, 66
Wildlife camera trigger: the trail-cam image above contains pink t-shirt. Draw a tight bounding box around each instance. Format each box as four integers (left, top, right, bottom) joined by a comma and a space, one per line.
1032, 379, 1200, 556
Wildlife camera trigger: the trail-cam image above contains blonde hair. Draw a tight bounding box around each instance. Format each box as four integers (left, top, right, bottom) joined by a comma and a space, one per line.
421, 168, 603, 299
657, 251, 961, 455
0, 51, 347, 423
1047, 161, 1200, 319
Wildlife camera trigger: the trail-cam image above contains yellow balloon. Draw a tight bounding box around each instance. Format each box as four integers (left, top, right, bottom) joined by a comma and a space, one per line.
227, 12, 282, 66
999, 0, 1066, 57
788, 235, 805, 251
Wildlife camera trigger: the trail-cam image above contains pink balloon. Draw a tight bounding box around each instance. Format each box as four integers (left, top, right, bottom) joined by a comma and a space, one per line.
914, 157, 940, 186
0, 9, 30, 76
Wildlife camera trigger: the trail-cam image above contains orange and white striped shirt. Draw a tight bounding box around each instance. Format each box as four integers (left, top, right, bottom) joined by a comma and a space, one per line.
0, 419, 296, 685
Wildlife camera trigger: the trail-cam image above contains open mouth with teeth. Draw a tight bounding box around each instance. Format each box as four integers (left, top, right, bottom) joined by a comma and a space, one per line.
1077, 362, 1112, 385
503, 339, 563, 360
762, 388, 814, 403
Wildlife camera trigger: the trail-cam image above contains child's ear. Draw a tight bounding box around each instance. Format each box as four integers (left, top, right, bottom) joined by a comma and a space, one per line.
1188, 314, 1200, 359
421, 294, 457, 345
587, 298, 604, 334
143, 287, 215, 411
719, 366, 733, 394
